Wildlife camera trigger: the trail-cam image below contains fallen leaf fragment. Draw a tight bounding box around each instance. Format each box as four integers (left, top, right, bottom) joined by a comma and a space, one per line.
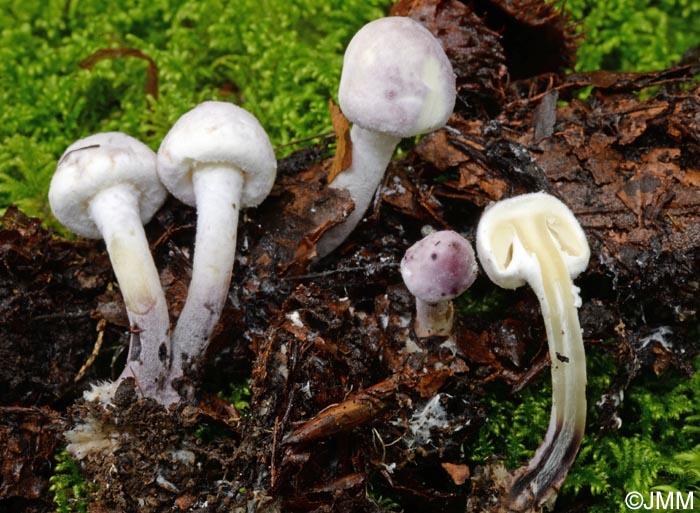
326, 99, 352, 184
441, 462, 470, 485
284, 376, 400, 445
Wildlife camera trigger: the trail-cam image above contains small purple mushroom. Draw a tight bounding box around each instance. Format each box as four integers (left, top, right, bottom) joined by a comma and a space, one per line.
400, 230, 478, 337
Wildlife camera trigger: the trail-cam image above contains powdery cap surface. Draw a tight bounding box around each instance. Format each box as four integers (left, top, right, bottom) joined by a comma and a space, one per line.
49, 132, 165, 239
338, 16, 456, 137
401, 230, 478, 304
157, 101, 277, 208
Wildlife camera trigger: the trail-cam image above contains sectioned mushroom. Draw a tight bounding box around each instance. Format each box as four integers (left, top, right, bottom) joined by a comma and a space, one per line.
476, 192, 590, 510
400, 230, 478, 337
157, 101, 276, 389
316, 16, 456, 257
49, 132, 173, 403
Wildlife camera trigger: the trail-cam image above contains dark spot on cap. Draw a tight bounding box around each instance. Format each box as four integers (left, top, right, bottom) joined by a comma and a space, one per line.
431, 253, 437, 260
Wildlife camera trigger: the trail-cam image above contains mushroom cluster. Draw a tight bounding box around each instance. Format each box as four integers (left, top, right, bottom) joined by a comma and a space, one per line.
49, 102, 276, 407
47, 15, 593, 510
49, 15, 458, 407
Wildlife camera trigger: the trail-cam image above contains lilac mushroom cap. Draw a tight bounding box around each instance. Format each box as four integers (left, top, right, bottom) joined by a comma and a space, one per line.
400, 230, 478, 337
338, 16, 456, 138
316, 16, 456, 257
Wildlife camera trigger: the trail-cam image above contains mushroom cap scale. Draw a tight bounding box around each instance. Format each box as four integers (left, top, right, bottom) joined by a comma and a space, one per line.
157, 101, 277, 208
401, 230, 478, 304
338, 16, 456, 138
49, 132, 166, 239
476, 192, 590, 290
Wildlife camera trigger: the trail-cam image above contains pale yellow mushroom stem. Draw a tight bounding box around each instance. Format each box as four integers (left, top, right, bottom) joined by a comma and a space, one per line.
506, 214, 587, 510
476, 192, 589, 511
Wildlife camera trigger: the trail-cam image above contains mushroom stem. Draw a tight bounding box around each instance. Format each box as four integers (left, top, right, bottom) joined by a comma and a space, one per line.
415, 299, 454, 338
316, 125, 400, 257
506, 216, 586, 510
170, 165, 243, 376
477, 192, 589, 510
88, 184, 172, 400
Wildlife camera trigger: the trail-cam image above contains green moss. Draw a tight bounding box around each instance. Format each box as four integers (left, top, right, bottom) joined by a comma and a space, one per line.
454, 287, 511, 321
468, 376, 552, 468
565, 358, 700, 512
3, 1, 699, 224
49, 449, 90, 513
561, 0, 700, 72
218, 379, 252, 417
655, 447, 700, 498
467, 351, 700, 512
0, 0, 391, 227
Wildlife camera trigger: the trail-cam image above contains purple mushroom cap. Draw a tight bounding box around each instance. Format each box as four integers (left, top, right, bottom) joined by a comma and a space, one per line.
400, 230, 478, 304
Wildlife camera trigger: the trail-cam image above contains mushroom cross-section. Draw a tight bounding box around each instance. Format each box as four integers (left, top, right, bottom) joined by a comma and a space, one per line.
400, 230, 478, 337
316, 16, 456, 257
476, 192, 590, 510
157, 101, 277, 388
49, 132, 173, 403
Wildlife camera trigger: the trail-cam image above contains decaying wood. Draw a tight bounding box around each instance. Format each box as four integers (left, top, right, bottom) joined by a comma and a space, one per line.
0, 406, 66, 510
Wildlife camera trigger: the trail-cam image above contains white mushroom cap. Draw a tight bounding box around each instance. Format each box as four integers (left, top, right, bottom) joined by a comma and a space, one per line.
338, 16, 456, 138
157, 101, 277, 208
476, 192, 590, 290
401, 230, 478, 304
49, 132, 165, 239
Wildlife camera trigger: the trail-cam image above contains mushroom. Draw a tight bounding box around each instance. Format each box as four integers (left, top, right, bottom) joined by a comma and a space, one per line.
400, 230, 478, 337
475, 192, 590, 510
157, 101, 276, 386
316, 16, 456, 257
49, 132, 173, 403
